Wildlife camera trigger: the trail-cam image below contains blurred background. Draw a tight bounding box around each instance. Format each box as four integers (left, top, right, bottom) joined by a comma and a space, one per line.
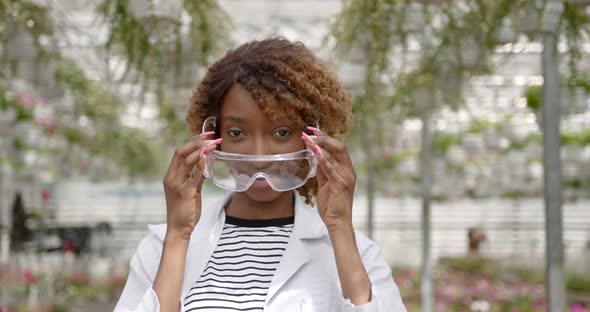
1, 0, 590, 311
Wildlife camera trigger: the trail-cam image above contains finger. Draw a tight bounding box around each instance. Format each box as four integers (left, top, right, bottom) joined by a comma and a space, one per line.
183, 152, 208, 193
308, 142, 347, 186
167, 132, 216, 174
304, 139, 355, 186
301, 132, 346, 168
305, 127, 353, 168
177, 138, 222, 178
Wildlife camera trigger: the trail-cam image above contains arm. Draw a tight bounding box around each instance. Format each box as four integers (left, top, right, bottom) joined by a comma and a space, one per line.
115, 133, 220, 312
328, 224, 372, 305
302, 129, 406, 311
329, 225, 407, 312
152, 234, 190, 312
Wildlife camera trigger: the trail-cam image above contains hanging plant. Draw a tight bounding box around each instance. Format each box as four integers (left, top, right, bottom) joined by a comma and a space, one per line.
525, 75, 589, 127
14, 97, 34, 121
6, 26, 39, 62
0, 106, 16, 129
60, 126, 84, 146
562, 129, 590, 146
127, 0, 183, 40
495, 16, 518, 44
55, 60, 122, 121
97, 0, 231, 86
110, 126, 163, 178
524, 85, 542, 112
433, 132, 460, 155
0, 1, 53, 36
0, 87, 18, 131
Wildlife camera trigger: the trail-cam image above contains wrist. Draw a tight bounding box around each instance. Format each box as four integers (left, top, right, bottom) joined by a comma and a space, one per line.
326, 221, 355, 235
327, 222, 357, 246
164, 230, 192, 247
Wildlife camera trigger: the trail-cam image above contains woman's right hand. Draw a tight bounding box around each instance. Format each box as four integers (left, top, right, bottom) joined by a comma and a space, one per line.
163, 131, 222, 241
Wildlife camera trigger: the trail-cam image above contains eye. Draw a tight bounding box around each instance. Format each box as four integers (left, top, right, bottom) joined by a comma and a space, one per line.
228, 129, 245, 137
273, 129, 292, 137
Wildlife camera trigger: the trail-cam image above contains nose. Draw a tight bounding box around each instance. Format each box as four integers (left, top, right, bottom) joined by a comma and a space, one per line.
252, 135, 271, 155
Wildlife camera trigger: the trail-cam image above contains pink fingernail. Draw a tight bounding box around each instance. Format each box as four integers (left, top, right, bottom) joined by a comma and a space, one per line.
301, 132, 312, 142
313, 144, 323, 157
212, 138, 223, 145
306, 126, 320, 133
202, 131, 215, 135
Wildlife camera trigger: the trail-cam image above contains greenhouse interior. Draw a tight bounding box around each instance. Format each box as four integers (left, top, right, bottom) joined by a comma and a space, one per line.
1, 0, 590, 311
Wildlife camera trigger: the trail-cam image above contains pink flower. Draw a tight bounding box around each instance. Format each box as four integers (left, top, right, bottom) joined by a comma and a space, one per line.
17, 95, 36, 108
38, 97, 48, 106
571, 303, 589, 312
22, 269, 35, 284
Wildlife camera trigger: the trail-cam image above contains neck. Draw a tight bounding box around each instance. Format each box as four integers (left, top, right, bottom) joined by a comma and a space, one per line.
225, 191, 294, 220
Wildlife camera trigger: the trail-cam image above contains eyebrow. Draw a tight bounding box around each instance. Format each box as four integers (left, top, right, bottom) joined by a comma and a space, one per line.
223, 116, 245, 123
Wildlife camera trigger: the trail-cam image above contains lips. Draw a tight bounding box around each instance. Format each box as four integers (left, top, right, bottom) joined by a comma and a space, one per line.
251, 177, 271, 190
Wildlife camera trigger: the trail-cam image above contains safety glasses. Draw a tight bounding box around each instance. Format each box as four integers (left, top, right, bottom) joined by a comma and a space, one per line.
204, 149, 316, 192
198, 116, 318, 192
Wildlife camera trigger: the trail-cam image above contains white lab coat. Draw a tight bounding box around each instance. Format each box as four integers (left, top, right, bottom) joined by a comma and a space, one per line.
114, 192, 407, 312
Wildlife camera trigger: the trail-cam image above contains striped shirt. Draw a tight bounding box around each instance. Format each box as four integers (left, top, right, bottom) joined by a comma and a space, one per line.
183, 215, 294, 312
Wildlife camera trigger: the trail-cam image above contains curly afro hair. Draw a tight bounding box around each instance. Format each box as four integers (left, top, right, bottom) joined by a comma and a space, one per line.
186, 37, 353, 202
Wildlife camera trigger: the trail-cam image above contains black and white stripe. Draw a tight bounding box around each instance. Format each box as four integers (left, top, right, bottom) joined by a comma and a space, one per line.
184, 215, 294, 312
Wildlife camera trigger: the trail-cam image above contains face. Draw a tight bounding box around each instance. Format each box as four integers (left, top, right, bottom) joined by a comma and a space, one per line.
218, 84, 306, 201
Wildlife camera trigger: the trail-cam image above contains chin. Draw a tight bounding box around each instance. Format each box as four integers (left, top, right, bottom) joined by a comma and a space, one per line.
243, 188, 285, 202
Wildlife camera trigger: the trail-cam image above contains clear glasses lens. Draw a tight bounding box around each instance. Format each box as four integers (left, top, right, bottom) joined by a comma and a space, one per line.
205, 151, 316, 192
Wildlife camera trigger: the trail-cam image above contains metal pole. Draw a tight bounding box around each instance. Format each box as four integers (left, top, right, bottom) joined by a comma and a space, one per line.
542, 29, 566, 312
0, 163, 11, 263
360, 113, 375, 240
367, 162, 375, 240
419, 101, 433, 312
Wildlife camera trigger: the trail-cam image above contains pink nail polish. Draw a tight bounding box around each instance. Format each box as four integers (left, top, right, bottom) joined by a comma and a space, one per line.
313, 145, 323, 157
203, 131, 215, 135
306, 126, 320, 133
212, 138, 223, 145
301, 132, 311, 141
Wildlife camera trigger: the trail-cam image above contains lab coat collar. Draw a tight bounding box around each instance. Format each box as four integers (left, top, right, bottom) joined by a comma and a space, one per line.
147, 191, 328, 241
147, 191, 329, 306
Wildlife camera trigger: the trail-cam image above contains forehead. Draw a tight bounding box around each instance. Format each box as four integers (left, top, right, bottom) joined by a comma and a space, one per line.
220, 84, 295, 124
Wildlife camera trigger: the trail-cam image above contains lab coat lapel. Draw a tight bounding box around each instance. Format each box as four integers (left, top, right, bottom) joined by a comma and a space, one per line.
180, 194, 230, 301
265, 193, 328, 306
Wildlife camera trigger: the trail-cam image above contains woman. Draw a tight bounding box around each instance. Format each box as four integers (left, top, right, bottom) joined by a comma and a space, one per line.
114, 38, 406, 312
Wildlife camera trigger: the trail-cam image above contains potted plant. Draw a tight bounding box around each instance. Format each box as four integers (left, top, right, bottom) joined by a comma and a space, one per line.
14, 62, 40, 84
14, 121, 42, 148
128, 0, 183, 35
403, 2, 425, 33
458, 37, 484, 69
446, 144, 466, 166
0, 107, 17, 133
495, 17, 518, 45
462, 133, 484, 154
7, 26, 39, 62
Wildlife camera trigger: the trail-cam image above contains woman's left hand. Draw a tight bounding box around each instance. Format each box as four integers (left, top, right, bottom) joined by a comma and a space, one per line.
301, 127, 356, 230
